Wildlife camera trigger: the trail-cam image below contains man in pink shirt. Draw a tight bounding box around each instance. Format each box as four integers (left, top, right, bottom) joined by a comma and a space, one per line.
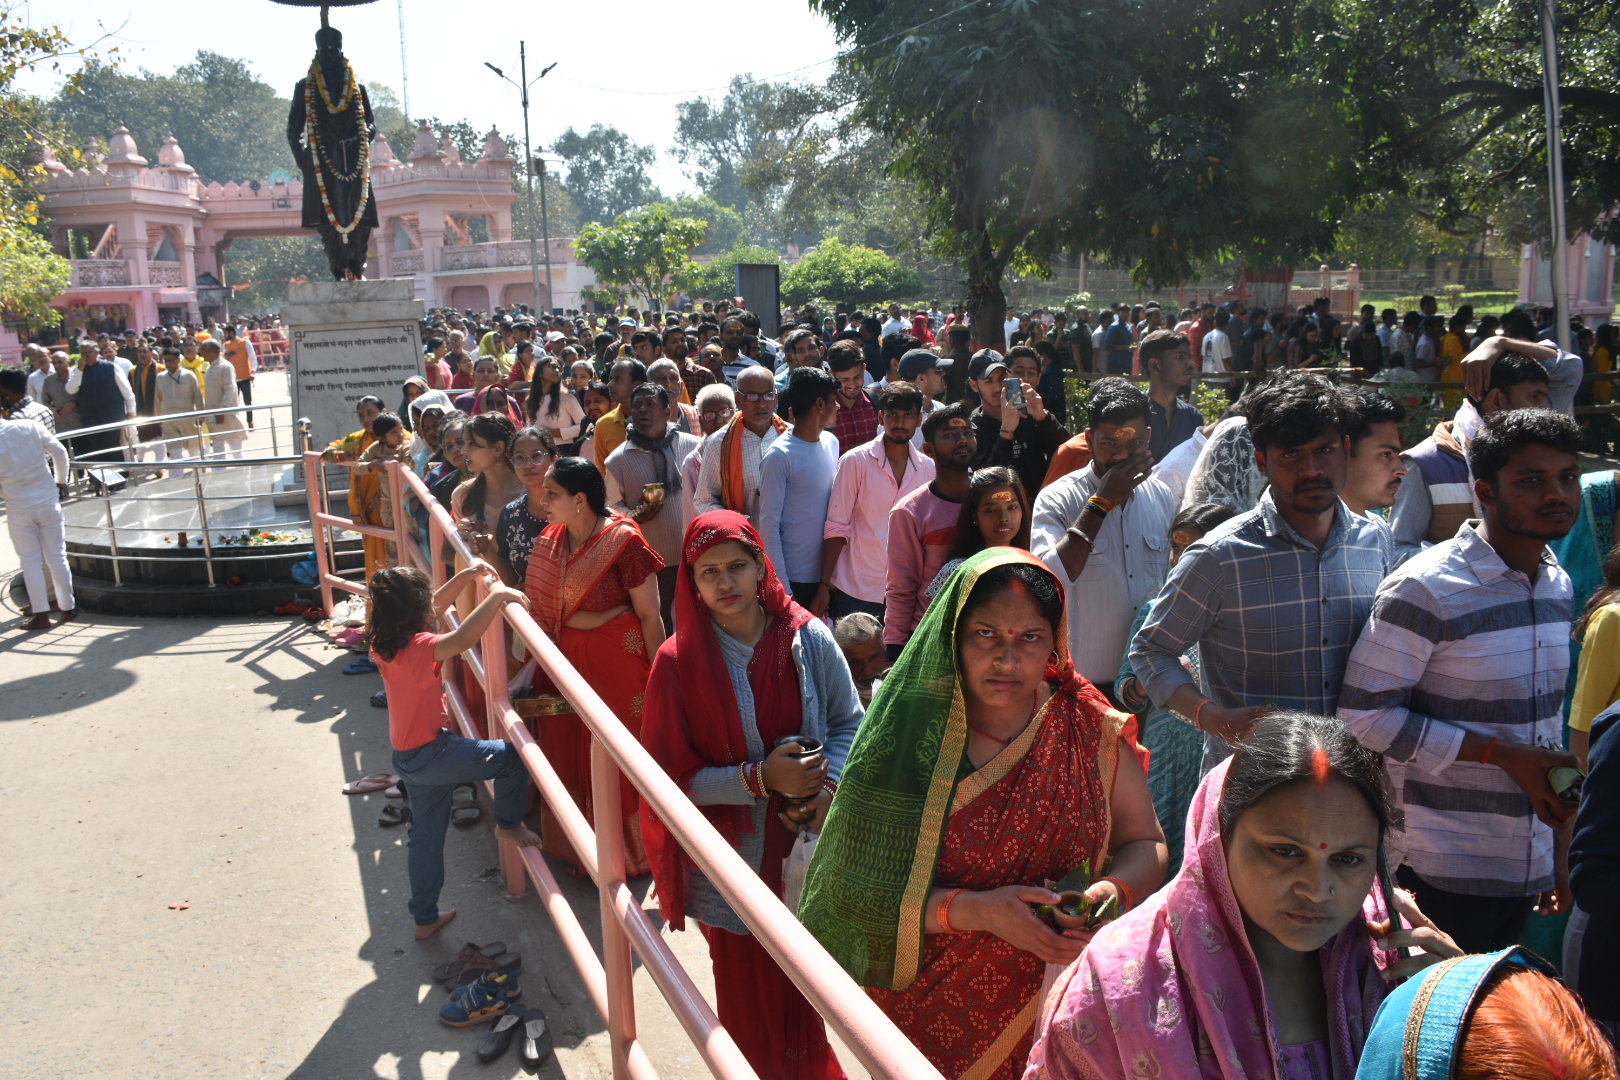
815, 382, 934, 621
883, 401, 976, 658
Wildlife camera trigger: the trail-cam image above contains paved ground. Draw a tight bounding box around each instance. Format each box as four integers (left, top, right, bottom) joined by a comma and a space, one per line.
0, 379, 868, 1080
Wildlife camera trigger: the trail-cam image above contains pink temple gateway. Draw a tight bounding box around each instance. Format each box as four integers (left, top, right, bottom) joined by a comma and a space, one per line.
14, 123, 596, 356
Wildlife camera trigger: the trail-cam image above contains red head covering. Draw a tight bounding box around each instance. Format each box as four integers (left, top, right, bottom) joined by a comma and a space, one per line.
910, 312, 935, 345
639, 510, 814, 928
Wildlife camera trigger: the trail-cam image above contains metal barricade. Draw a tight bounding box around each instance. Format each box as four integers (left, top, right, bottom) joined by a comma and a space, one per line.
302, 452, 945, 1080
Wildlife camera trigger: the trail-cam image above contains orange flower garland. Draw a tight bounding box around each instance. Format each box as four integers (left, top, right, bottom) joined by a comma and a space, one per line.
303, 71, 371, 239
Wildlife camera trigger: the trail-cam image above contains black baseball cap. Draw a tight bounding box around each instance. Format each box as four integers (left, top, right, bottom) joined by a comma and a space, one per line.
967, 348, 1008, 382
899, 349, 953, 381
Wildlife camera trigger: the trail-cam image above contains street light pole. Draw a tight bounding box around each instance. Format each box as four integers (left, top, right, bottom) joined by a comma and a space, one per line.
537, 156, 554, 316
1538, 0, 1569, 350
484, 46, 556, 316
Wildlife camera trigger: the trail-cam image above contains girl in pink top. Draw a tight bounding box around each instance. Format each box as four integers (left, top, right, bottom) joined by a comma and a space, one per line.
368, 561, 539, 939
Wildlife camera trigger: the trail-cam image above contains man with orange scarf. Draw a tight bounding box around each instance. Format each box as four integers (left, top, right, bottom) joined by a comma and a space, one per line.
694, 365, 789, 529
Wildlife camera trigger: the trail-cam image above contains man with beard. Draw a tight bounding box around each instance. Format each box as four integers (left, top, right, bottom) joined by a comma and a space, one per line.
818, 381, 933, 621
1033, 379, 1177, 697
603, 381, 700, 629
694, 365, 788, 527
1130, 372, 1392, 764
664, 324, 713, 402
1340, 409, 1583, 953
827, 340, 881, 455
884, 401, 975, 658
968, 346, 1068, 498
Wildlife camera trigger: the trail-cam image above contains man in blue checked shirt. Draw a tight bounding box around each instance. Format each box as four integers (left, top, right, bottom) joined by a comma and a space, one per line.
1129, 372, 1392, 766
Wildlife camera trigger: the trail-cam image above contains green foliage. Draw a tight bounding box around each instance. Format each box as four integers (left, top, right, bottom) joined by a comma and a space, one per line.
575, 205, 706, 310
551, 124, 661, 225
679, 245, 784, 304
781, 239, 921, 308
0, 219, 71, 323
649, 194, 744, 255
49, 52, 295, 184
221, 235, 327, 312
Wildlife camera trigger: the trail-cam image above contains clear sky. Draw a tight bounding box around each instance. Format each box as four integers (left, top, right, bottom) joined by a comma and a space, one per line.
13, 0, 845, 194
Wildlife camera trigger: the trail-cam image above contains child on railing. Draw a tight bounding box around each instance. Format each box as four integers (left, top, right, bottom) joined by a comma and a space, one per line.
367, 561, 540, 940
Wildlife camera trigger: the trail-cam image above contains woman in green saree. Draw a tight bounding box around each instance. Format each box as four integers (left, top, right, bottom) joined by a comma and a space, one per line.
799, 547, 1167, 1080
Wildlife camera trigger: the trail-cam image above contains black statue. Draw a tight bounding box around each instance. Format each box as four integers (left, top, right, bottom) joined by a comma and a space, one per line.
286, 26, 378, 280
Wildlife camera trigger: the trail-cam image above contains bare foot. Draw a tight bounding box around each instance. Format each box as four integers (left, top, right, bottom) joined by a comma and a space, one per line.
414, 908, 457, 940
495, 825, 543, 849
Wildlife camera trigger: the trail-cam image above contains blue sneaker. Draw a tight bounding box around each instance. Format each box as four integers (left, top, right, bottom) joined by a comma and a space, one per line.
440, 970, 521, 1027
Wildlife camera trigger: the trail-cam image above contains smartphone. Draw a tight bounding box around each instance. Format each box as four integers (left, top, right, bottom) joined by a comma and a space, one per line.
1004, 378, 1027, 410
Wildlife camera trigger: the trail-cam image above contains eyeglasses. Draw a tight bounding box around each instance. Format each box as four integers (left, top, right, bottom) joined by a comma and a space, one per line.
513, 452, 553, 467
738, 391, 777, 403
700, 408, 734, 420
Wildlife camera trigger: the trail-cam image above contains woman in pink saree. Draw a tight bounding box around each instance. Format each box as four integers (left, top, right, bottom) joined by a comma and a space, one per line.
1025, 712, 1462, 1080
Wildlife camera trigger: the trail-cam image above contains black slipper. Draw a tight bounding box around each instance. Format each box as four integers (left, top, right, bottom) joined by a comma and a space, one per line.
477, 1010, 522, 1062
518, 1008, 553, 1073
379, 800, 410, 827
452, 783, 478, 807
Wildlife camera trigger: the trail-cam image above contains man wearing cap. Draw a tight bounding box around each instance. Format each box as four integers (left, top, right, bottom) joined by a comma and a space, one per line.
828, 340, 882, 455
968, 346, 1068, 498
898, 348, 949, 448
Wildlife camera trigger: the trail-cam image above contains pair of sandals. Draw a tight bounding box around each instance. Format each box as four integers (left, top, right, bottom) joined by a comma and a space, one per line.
377, 782, 480, 827
478, 1006, 552, 1071
432, 940, 522, 987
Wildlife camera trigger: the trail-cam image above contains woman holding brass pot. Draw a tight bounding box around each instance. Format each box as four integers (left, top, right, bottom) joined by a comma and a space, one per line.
641, 510, 863, 1080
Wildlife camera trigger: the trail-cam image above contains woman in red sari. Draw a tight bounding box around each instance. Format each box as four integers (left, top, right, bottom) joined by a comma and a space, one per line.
641, 511, 862, 1080
800, 548, 1167, 1080
524, 456, 665, 874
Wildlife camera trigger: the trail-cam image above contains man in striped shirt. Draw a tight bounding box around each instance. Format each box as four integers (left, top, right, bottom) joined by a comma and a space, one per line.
1339, 409, 1584, 952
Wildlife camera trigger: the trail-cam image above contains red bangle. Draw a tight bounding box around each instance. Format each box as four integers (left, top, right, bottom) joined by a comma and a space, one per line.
821, 776, 838, 797
938, 888, 966, 934
1480, 738, 1499, 766
1099, 875, 1134, 913
1191, 698, 1214, 732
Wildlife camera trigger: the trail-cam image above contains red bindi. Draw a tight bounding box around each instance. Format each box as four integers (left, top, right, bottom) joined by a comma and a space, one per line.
1319, 843, 1328, 850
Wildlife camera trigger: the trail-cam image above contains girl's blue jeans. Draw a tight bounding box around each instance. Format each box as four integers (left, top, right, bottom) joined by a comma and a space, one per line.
391, 729, 530, 925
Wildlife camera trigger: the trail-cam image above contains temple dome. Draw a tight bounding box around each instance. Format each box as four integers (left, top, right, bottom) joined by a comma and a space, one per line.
479, 128, 512, 163
105, 124, 148, 167
156, 133, 193, 172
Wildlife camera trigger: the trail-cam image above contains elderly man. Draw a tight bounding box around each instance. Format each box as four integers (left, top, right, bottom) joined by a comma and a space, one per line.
603, 381, 701, 629
201, 340, 248, 459
694, 364, 788, 527
154, 345, 205, 471
67, 337, 136, 492
833, 612, 887, 707
647, 358, 699, 435
681, 383, 734, 522
0, 409, 75, 629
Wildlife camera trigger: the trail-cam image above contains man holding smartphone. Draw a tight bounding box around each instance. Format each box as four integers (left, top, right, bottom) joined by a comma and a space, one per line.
968, 345, 1069, 498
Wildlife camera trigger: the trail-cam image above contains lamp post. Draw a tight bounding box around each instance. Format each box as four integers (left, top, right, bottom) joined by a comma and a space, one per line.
484, 46, 556, 315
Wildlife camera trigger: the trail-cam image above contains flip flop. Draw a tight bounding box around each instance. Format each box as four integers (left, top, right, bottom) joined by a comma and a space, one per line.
432, 940, 509, 983
518, 1008, 553, 1073
384, 784, 407, 800
342, 657, 377, 675
369, 690, 388, 709
342, 772, 397, 795
477, 1010, 522, 1063
451, 805, 482, 827
452, 784, 478, 808
379, 800, 410, 827
452, 952, 522, 989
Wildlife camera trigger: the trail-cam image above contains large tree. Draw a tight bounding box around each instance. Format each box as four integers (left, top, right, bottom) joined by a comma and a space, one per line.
574, 205, 705, 310
50, 51, 295, 184
814, 0, 1357, 336
550, 124, 661, 225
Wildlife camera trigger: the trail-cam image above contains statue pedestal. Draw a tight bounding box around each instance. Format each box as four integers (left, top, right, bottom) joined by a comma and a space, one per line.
285, 279, 425, 451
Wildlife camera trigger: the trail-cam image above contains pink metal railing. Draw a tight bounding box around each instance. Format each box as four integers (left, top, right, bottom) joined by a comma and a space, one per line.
302, 452, 945, 1080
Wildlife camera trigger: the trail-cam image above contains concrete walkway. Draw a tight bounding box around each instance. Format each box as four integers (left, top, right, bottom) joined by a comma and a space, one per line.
0, 382, 870, 1079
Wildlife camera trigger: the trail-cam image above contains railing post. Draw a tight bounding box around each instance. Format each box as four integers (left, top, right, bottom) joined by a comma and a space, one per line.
269, 407, 280, 457
303, 450, 335, 616
102, 485, 123, 587
193, 466, 217, 587
594, 740, 636, 1080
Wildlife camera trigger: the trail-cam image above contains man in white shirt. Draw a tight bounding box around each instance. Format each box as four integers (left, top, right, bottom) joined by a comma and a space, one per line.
1200, 310, 1233, 394
880, 303, 908, 340
1003, 310, 1022, 351
694, 365, 787, 528
23, 344, 50, 401
0, 412, 76, 629
1032, 378, 1178, 695
200, 340, 248, 458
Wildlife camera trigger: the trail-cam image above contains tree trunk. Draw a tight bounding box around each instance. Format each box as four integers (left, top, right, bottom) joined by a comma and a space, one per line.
964, 240, 1009, 352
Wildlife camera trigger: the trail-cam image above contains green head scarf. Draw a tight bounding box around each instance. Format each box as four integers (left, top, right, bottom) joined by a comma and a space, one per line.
798, 546, 1071, 990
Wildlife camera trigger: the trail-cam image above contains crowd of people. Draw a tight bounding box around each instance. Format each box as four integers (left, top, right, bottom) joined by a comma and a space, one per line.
5, 290, 1618, 1077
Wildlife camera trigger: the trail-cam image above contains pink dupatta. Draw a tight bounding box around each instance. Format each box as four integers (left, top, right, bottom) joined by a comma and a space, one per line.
1023, 759, 1393, 1080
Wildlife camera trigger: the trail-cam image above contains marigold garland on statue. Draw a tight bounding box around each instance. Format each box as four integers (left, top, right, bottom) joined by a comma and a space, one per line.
303, 73, 371, 239
310, 59, 356, 113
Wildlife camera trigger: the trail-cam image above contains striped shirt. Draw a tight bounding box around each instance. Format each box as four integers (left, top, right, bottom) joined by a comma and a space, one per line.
1338, 521, 1571, 897
1130, 491, 1391, 733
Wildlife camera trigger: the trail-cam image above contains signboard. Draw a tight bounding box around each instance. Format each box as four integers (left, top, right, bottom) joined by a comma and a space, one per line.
736, 263, 782, 336
291, 322, 424, 449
